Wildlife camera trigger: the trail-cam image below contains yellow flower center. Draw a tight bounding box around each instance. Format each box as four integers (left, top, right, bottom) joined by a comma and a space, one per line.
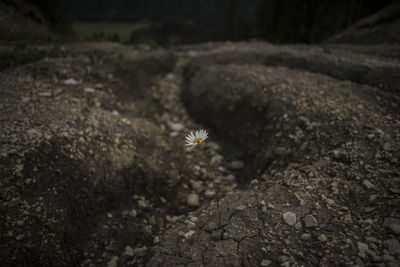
194, 137, 202, 144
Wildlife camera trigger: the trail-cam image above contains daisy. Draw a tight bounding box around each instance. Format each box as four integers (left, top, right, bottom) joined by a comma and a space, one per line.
184, 128, 222, 228
185, 129, 209, 149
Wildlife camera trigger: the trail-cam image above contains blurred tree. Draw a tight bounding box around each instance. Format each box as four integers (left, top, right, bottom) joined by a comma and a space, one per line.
60, 0, 398, 44
3, 0, 73, 34
111, 33, 120, 42
225, 0, 238, 40
256, 0, 398, 43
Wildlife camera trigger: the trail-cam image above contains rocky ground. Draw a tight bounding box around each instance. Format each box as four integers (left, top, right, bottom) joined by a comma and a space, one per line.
1, 41, 399, 266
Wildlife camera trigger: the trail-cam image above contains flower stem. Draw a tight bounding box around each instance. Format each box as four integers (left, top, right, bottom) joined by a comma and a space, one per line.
199, 144, 222, 229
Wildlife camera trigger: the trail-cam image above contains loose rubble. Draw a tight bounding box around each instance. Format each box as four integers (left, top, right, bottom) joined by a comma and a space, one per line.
1, 41, 399, 266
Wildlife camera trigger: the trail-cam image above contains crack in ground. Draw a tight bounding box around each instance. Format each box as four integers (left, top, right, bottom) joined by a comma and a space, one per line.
235, 233, 260, 267
200, 246, 208, 265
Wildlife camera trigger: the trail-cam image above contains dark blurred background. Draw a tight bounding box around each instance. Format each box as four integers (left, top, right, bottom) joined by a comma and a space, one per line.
0, 0, 399, 44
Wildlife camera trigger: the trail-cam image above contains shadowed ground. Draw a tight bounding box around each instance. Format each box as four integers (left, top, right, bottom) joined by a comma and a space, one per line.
1, 41, 399, 266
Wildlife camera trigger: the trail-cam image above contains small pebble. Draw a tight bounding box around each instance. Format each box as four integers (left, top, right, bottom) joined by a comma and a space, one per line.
384, 218, 400, 234
236, 205, 247, 211
187, 193, 200, 207
383, 254, 395, 262
230, 160, 244, 170
279, 255, 289, 263
282, 211, 297, 226
318, 234, 327, 242
274, 147, 291, 156
204, 189, 215, 198
184, 230, 195, 238
107, 256, 119, 267
304, 214, 318, 227
384, 239, 400, 254
124, 246, 134, 257
362, 180, 375, 190
134, 246, 148, 257
84, 87, 95, 93
357, 241, 369, 259
63, 78, 79, 86
301, 233, 311, 240
260, 259, 272, 266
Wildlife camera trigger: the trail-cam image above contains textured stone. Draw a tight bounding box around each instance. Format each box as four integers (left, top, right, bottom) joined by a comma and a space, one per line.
124, 246, 134, 257
260, 259, 272, 266
107, 256, 119, 267
283, 211, 297, 226
301, 233, 311, 240
357, 241, 369, 259
304, 214, 318, 227
187, 193, 200, 207
384, 218, 400, 234
362, 180, 375, 189
318, 234, 327, 242
230, 161, 244, 170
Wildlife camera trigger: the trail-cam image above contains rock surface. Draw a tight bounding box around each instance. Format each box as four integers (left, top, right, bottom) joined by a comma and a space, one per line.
155, 42, 400, 266
1, 41, 400, 266
283, 211, 297, 226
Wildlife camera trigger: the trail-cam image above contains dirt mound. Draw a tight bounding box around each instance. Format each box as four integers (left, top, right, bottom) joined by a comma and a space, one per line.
150, 43, 400, 266
184, 43, 400, 94
0, 44, 180, 265
1, 41, 400, 266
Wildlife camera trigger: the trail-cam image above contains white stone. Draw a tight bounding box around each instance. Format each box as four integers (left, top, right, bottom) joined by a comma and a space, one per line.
124, 246, 134, 257
236, 205, 247, 211
204, 189, 215, 198
169, 131, 179, 137
84, 87, 95, 93
107, 256, 119, 267
282, 211, 296, 226
168, 122, 184, 132
318, 234, 327, 242
184, 230, 195, 238
129, 209, 137, 217
260, 259, 272, 266
63, 78, 79, 85
187, 193, 199, 207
